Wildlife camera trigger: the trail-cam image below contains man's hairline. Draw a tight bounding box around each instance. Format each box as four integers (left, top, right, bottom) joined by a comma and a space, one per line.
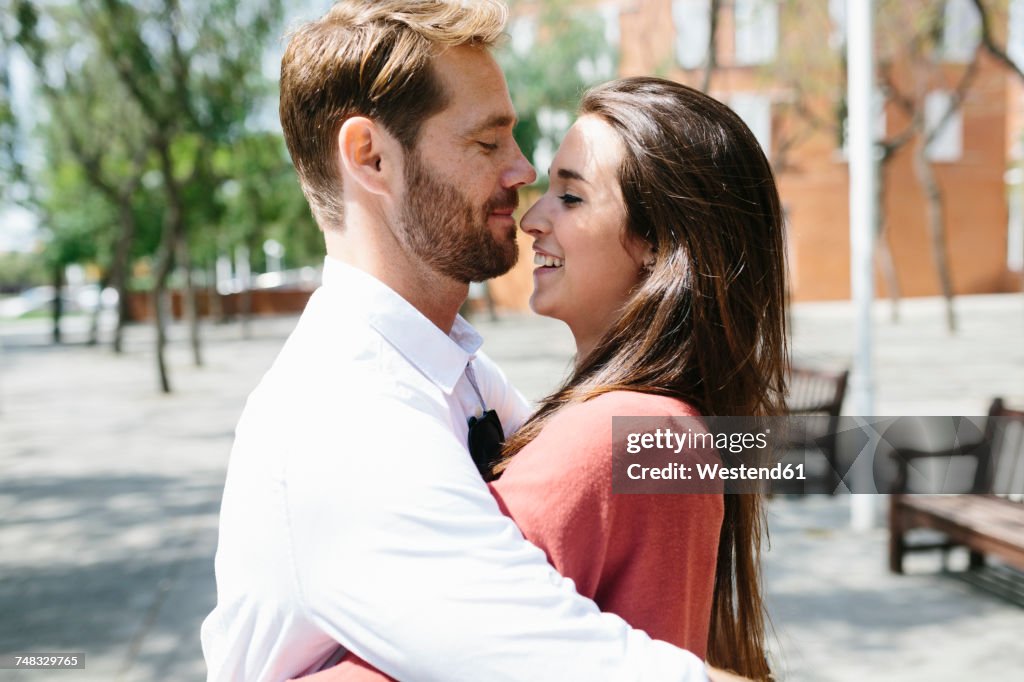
384, 44, 517, 153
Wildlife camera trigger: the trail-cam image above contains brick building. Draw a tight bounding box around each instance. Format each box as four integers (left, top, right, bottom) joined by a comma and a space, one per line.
490, 0, 1024, 308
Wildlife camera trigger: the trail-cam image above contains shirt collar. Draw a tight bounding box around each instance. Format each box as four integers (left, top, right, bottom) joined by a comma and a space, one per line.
321, 256, 482, 394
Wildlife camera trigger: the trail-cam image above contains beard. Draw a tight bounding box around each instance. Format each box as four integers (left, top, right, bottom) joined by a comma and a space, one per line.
397, 149, 519, 284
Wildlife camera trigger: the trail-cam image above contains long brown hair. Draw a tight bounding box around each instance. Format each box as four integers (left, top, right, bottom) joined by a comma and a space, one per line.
495, 77, 788, 680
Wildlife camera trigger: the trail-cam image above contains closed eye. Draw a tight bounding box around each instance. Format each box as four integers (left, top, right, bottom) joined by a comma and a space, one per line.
558, 193, 582, 206
477, 141, 499, 152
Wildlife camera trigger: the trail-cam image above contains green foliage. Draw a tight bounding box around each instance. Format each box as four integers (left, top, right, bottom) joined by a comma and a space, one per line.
6, 0, 309, 288
208, 131, 319, 270
0, 40, 20, 202
497, 0, 619, 182
1, 1, 34, 206
37, 157, 110, 268
0, 250, 48, 290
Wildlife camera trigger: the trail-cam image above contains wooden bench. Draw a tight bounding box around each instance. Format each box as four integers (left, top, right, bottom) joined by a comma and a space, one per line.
888, 398, 1024, 575
783, 365, 849, 492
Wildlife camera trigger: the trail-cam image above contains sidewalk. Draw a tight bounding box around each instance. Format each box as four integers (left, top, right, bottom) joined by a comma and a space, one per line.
1, 295, 1022, 680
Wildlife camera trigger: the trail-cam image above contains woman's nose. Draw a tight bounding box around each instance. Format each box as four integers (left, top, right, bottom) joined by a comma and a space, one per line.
520, 197, 550, 237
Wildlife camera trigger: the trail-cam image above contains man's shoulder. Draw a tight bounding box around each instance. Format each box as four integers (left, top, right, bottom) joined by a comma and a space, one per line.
251, 326, 451, 423
258, 289, 431, 401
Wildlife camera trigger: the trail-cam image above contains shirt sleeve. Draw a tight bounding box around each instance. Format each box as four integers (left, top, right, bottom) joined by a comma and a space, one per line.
287, 653, 391, 682
284, 396, 709, 682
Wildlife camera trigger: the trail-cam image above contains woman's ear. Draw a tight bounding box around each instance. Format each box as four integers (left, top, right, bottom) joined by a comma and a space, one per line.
337, 117, 400, 198
642, 244, 657, 269
631, 238, 657, 273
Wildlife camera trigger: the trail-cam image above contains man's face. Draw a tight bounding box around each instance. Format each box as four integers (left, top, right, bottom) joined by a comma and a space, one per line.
394, 46, 536, 284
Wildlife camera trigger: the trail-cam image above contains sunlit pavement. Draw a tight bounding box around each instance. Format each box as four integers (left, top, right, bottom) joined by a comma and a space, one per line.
1, 294, 1022, 681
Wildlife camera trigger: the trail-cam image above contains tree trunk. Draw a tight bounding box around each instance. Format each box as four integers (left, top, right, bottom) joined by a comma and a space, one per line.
874, 154, 901, 322
152, 140, 184, 393
51, 261, 64, 345
177, 239, 203, 367
88, 270, 109, 346
238, 241, 255, 340
701, 0, 721, 92
912, 139, 957, 333
152, 283, 172, 393
114, 290, 130, 354
110, 197, 137, 354
876, 235, 901, 323
208, 261, 225, 324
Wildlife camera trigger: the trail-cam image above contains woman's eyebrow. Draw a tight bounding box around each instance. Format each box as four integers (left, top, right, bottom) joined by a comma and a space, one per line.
555, 167, 589, 183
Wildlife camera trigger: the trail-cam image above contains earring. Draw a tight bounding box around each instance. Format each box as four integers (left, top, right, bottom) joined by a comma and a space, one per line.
640, 244, 657, 274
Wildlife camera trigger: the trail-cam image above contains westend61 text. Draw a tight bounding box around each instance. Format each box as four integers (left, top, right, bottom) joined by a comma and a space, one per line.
626, 461, 806, 481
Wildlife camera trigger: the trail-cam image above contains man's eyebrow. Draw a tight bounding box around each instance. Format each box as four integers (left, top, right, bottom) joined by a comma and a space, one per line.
555, 168, 589, 183
466, 113, 517, 136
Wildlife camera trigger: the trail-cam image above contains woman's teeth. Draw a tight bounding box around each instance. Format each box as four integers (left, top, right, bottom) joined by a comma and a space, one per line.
533, 253, 564, 268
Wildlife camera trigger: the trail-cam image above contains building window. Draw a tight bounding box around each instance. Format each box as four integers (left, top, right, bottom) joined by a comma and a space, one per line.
1008, 168, 1024, 273
734, 0, 778, 66
729, 93, 772, 156
671, 0, 711, 70
924, 91, 963, 162
941, 0, 981, 63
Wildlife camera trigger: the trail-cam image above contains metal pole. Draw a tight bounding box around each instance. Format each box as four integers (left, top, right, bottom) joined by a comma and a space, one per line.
847, 0, 877, 530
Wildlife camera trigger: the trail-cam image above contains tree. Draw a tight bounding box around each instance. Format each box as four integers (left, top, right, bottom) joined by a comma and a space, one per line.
81, 0, 278, 388
972, 0, 1024, 81
0, 4, 24, 207
873, 0, 993, 332
13, 2, 152, 350
499, 0, 620, 180
764, 0, 994, 331
208, 130, 319, 336
81, 0, 284, 390
11, 0, 288, 390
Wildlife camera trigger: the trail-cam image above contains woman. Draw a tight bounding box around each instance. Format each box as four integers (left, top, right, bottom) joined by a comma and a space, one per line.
301, 77, 786, 681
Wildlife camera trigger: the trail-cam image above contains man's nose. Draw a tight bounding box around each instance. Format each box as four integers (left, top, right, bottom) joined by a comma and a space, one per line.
504, 143, 537, 189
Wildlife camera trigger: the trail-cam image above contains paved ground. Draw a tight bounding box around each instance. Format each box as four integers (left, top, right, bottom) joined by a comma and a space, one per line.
1, 294, 1022, 681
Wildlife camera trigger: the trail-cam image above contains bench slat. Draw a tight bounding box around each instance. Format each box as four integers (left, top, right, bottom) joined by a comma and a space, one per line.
896, 495, 1024, 549
889, 399, 1024, 579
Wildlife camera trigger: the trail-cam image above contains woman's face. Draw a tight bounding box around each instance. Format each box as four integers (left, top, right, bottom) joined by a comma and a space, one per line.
520, 115, 648, 353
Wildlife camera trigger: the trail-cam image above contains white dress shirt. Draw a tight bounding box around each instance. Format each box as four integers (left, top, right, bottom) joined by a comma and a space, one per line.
201, 257, 709, 682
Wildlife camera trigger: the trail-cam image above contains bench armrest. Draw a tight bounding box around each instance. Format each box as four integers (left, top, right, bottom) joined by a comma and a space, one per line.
890, 440, 988, 494
892, 441, 986, 462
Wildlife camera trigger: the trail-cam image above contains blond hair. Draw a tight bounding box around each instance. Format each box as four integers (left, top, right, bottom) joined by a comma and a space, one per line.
279, 0, 509, 230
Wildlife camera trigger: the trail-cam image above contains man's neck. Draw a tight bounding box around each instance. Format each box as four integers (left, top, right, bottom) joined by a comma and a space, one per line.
325, 225, 467, 335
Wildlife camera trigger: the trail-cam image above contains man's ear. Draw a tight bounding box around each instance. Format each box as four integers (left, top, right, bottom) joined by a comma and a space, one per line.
337, 116, 400, 198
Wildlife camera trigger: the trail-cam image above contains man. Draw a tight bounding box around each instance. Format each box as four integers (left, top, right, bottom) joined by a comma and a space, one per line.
202, 2, 721, 680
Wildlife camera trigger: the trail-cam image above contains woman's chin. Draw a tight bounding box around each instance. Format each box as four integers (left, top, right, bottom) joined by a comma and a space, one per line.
528, 295, 562, 323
